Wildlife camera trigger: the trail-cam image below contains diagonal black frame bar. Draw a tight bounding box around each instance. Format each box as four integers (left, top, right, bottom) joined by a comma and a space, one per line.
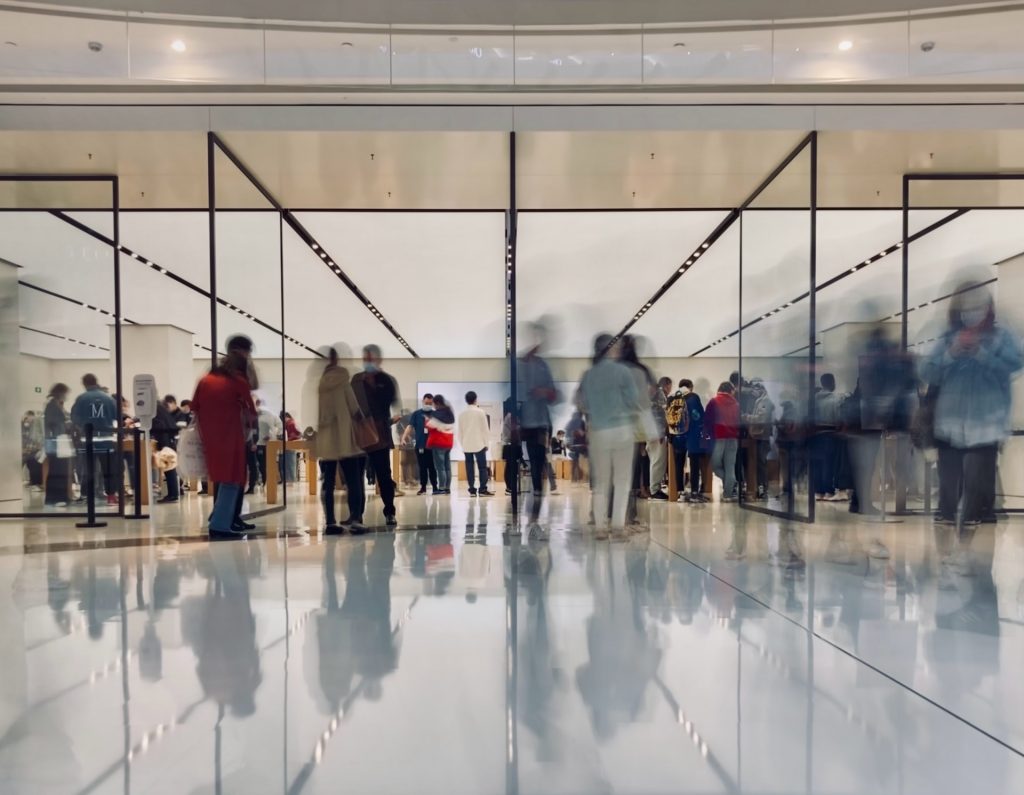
612, 132, 815, 343
209, 133, 419, 358
737, 132, 817, 524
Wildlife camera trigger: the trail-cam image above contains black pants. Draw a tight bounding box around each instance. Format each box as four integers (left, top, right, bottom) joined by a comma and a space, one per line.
417, 448, 437, 490
465, 449, 489, 491
164, 468, 180, 500
502, 444, 515, 491
322, 457, 367, 525
366, 448, 396, 517
937, 442, 998, 526
754, 439, 770, 495
522, 428, 549, 520
256, 446, 268, 487
45, 457, 71, 504
247, 446, 259, 491
688, 451, 704, 495
81, 449, 118, 500
23, 453, 43, 487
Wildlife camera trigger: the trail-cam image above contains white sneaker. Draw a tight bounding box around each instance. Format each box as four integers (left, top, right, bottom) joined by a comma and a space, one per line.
867, 540, 890, 560
724, 546, 745, 561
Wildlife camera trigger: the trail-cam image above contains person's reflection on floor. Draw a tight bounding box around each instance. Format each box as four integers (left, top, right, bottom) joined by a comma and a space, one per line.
517, 536, 562, 760
575, 541, 662, 740
923, 538, 1007, 792
185, 542, 261, 717
46, 551, 72, 635
347, 535, 400, 700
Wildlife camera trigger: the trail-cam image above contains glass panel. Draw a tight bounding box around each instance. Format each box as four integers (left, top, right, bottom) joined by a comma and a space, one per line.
906, 184, 1024, 520
0, 181, 120, 516
214, 146, 285, 517
741, 143, 813, 519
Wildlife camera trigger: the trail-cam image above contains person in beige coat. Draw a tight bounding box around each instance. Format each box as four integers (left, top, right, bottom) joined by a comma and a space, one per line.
318, 348, 368, 534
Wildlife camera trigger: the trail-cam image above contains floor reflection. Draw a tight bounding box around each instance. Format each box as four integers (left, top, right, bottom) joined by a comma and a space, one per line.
1, 502, 1023, 793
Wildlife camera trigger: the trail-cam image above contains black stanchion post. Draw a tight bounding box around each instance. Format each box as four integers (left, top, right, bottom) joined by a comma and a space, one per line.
126, 426, 149, 521
76, 423, 107, 529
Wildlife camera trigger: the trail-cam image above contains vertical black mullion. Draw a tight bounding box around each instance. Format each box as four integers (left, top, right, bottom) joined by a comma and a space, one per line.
901, 175, 910, 351
280, 210, 287, 508
807, 131, 818, 525
207, 132, 218, 367
112, 177, 124, 515
737, 211, 744, 508
508, 131, 519, 527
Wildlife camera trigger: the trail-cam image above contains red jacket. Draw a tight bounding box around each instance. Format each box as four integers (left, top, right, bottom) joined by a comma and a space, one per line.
192, 370, 256, 486
707, 392, 740, 440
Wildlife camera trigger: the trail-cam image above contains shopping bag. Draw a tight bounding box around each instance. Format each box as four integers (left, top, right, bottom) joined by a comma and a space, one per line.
177, 425, 208, 480
353, 415, 379, 450
45, 434, 75, 459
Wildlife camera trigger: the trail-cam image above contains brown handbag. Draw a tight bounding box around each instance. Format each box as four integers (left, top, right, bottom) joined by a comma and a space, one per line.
353, 413, 380, 450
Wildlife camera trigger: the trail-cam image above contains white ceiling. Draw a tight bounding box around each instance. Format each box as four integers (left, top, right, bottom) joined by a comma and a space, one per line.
294, 211, 507, 358
516, 210, 729, 357
5, 206, 1022, 362
22, 1, 996, 26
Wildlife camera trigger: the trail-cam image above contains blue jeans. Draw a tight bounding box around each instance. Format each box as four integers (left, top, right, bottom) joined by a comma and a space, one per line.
432, 448, 451, 491
210, 483, 241, 531
465, 449, 488, 491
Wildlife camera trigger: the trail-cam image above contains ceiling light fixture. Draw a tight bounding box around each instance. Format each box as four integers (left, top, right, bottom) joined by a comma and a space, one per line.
838, 40, 853, 51
170, 39, 186, 53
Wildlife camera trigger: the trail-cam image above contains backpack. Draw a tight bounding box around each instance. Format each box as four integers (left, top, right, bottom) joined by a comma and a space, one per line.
666, 392, 689, 436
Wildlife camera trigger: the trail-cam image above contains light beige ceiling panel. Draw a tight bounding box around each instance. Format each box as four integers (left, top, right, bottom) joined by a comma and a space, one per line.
642, 28, 773, 83
817, 130, 1024, 207
127, 20, 264, 82
0, 130, 207, 208
391, 31, 514, 84
774, 20, 909, 82
265, 29, 390, 84
514, 32, 642, 84
0, 9, 130, 80
217, 130, 509, 208
516, 130, 805, 209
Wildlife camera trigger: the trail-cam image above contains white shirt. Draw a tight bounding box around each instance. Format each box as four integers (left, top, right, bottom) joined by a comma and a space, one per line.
457, 405, 491, 453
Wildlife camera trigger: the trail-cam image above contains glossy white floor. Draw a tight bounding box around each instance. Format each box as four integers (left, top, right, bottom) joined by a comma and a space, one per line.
1, 484, 1022, 794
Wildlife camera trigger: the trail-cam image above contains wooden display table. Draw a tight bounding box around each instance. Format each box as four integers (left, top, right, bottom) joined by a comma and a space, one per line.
123, 436, 154, 506
265, 439, 319, 505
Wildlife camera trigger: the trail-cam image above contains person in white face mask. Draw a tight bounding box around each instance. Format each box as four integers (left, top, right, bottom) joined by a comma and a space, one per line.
920, 282, 1023, 572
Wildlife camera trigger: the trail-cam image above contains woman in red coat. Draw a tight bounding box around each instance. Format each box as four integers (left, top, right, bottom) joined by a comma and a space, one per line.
192, 336, 258, 536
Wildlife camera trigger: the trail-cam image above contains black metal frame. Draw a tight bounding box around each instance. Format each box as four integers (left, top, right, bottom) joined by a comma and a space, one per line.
208, 132, 290, 515
0, 174, 122, 520
737, 132, 818, 524
903, 171, 1024, 515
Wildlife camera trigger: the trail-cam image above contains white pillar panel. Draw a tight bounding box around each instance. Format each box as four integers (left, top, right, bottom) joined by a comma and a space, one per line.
113, 324, 196, 406
0, 260, 21, 503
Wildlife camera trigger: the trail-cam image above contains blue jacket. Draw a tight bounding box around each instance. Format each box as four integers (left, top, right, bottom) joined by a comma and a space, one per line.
70, 387, 117, 435
920, 324, 1023, 448
409, 408, 431, 449
678, 393, 707, 454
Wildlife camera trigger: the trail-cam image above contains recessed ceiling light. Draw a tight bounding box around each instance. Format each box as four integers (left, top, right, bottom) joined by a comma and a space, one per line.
673, 42, 686, 48
170, 39, 186, 53
340, 41, 354, 48
4, 41, 17, 47
838, 40, 853, 51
